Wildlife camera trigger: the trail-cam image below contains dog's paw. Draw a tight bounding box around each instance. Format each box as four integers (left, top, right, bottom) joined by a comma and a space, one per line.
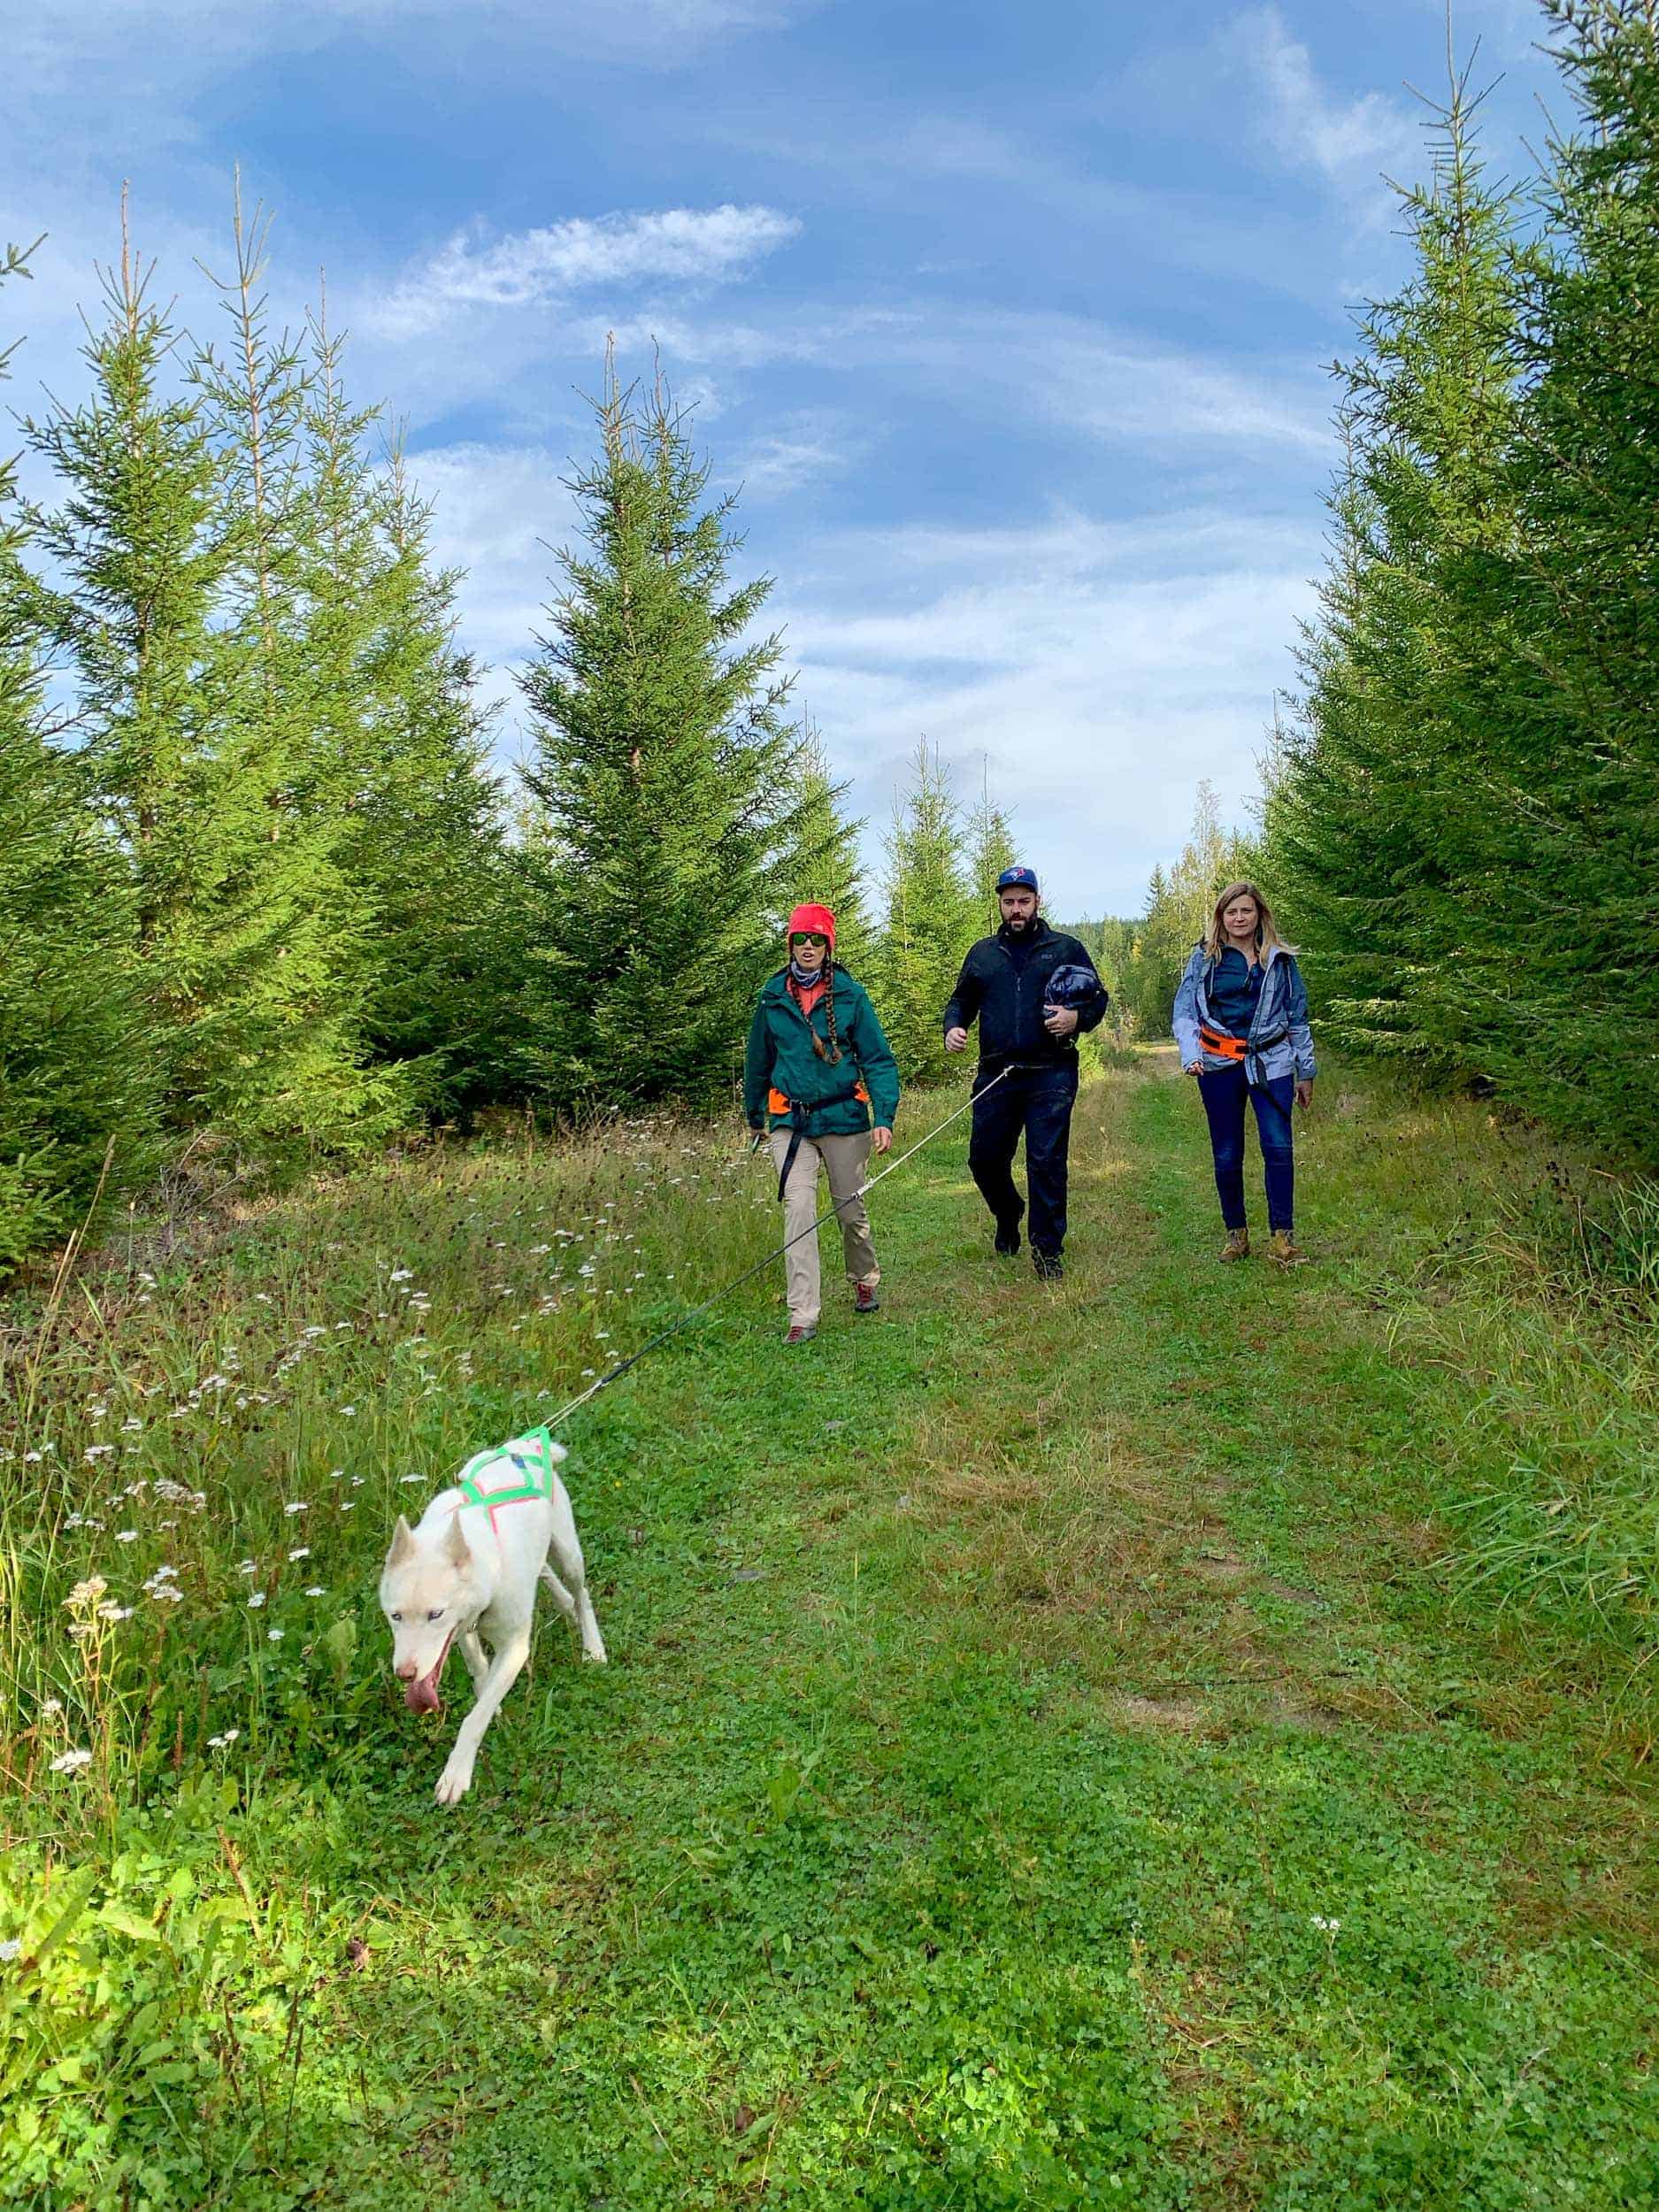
434, 1755, 475, 1806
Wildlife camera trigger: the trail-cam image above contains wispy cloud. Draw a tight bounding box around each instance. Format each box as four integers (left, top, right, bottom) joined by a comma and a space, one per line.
1230, 7, 1418, 207
371, 205, 801, 336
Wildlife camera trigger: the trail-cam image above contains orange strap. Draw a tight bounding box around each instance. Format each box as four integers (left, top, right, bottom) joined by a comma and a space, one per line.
769, 1082, 869, 1116
1198, 1023, 1247, 1064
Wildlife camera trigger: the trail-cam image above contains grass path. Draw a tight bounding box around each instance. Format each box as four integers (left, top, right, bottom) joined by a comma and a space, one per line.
274, 1055, 1657, 2209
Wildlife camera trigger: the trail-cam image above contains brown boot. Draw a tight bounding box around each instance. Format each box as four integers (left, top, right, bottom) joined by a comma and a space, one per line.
1267, 1230, 1310, 1269
1220, 1228, 1250, 1263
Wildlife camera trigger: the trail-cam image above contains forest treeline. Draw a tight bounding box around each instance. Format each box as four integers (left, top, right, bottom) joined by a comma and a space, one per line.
4, 0, 1656, 1270
0, 199, 1023, 1272
1110, 1, 1659, 1173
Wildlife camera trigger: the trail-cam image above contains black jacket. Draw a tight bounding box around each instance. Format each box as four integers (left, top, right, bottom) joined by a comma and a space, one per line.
942, 919, 1110, 1071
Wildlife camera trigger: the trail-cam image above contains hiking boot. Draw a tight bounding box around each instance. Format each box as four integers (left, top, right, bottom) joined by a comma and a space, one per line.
1032, 1250, 1064, 1283
853, 1284, 880, 1316
1220, 1228, 1251, 1263
1266, 1230, 1310, 1270
993, 1203, 1024, 1257
785, 1322, 818, 1346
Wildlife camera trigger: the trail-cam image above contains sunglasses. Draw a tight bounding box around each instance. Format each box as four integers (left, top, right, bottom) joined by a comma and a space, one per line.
791, 933, 828, 949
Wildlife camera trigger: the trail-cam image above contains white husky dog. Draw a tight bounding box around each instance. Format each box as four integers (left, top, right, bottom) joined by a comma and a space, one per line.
380, 1427, 606, 1805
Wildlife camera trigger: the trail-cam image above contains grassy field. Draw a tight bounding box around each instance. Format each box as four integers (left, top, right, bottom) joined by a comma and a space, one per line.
4, 1056, 1657, 2208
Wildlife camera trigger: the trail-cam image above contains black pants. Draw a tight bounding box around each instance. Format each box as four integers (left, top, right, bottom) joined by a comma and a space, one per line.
968, 1061, 1079, 1256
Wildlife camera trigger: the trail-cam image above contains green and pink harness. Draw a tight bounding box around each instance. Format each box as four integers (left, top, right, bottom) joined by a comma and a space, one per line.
453, 1427, 562, 1541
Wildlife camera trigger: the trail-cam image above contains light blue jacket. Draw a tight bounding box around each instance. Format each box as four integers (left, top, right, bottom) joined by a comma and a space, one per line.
1172, 943, 1316, 1086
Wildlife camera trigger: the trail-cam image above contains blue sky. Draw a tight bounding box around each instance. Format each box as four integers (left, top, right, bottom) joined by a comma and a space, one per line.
4, 0, 1553, 917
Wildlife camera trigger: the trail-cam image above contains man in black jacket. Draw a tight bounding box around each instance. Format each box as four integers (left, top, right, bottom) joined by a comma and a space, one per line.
943, 866, 1109, 1279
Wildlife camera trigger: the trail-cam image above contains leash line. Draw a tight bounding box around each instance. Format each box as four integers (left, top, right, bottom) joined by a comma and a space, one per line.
543, 1067, 1014, 1433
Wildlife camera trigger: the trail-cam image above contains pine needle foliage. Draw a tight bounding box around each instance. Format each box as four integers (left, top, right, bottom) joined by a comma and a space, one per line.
518, 361, 804, 1108
879, 741, 979, 1083
781, 720, 875, 978
0, 239, 160, 1263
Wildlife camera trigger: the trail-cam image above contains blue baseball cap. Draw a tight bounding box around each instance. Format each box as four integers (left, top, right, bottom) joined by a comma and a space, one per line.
996, 865, 1040, 893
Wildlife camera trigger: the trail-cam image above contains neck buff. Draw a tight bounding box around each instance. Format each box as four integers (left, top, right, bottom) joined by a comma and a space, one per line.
789, 958, 826, 987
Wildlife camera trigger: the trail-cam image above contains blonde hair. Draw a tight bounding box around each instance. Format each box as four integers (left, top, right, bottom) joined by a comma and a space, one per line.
1203, 880, 1294, 962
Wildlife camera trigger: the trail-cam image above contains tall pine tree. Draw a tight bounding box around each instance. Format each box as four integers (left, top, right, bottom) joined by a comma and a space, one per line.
879, 741, 977, 1083
518, 360, 803, 1105
0, 237, 159, 1267
781, 718, 874, 977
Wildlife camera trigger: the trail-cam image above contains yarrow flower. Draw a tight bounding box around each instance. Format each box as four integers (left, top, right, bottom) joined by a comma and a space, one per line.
0, 1939, 21, 1962
207, 1729, 240, 1750
65, 1577, 108, 1609
50, 1747, 93, 1774
247, 1592, 266, 1609
267, 1629, 284, 1643
1310, 1916, 1341, 1936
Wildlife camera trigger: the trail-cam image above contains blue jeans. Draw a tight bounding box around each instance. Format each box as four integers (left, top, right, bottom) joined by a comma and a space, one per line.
1197, 1064, 1294, 1234
969, 1062, 1079, 1256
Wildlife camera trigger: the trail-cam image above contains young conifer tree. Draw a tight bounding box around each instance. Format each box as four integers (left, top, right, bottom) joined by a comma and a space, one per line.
353, 431, 520, 1118
23, 202, 235, 1066
879, 740, 977, 1083
519, 357, 804, 1105
193, 188, 404, 1156
782, 718, 873, 978
1264, 57, 1522, 1071
0, 238, 159, 1266
1490, 0, 1659, 1156
965, 759, 1016, 935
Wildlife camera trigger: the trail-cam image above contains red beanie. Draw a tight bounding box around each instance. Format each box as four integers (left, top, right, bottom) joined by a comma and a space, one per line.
787, 902, 836, 951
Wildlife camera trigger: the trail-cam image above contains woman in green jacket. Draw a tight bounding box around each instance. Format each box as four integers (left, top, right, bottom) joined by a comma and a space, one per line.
743, 903, 901, 1345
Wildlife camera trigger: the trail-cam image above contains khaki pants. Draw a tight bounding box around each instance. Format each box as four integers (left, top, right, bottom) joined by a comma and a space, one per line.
769, 1130, 879, 1327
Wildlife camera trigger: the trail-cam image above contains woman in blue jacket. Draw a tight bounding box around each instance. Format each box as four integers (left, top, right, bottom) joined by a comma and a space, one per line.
1172, 881, 1315, 1268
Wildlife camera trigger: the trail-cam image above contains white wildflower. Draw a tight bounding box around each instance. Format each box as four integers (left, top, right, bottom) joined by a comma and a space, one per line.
50, 1747, 93, 1774
284, 1500, 308, 1515
66, 1577, 107, 1608
267, 1629, 284, 1642
0, 1938, 20, 1962
206, 1729, 240, 1750
247, 1591, 265, 1609
115, 1529, 138, 1542
288, 1546, 310, 1562
304, 1585, 326, 1597
1310, 1916, 1341, 1936
39, 1698, 63, 1717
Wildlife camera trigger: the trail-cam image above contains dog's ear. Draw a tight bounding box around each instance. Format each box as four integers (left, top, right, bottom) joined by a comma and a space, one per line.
546, 1440, 567, 1466
444, 1511, 472, 1569
386, 1515, 417, 1568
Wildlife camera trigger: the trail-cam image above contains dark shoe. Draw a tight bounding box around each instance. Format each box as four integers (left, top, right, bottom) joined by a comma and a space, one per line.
993, 1208, 1024, 1257
785, 1322, 818, 1346
1032, 1251, 1064, 1282
853, 1284, 880, 1315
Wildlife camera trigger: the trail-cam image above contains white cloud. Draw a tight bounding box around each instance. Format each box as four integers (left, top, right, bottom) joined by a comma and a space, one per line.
772, 509, 1321, 916
1231, 7, 1419, 205
372, 204, 800, 336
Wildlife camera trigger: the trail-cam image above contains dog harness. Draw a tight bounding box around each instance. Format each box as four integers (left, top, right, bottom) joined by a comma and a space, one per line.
455, 1427, 560, 1539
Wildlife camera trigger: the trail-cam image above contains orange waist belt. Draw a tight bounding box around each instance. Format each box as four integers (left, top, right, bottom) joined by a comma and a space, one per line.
1198, 1024, 1248, 1064
768, 1083, 870, 1115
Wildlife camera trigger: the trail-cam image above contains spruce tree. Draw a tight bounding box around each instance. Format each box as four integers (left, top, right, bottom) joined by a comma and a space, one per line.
781, 719, 874, 978
351, 431, 520, 1118
0, 237, 159, 1266
1264, 55, 1524, 1073
965, 760, 1017, 935
879, 741, 977, 1083
192, 188, 405, 1156
23, 204, 234, 1056
518, 360, 803, 1106
1489, 0, 1659, 1155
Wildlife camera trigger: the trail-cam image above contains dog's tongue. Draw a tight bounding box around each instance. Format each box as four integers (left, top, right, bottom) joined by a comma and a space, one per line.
404, 1669, 443, 1715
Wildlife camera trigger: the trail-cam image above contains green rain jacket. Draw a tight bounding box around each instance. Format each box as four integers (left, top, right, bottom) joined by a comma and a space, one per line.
743, 966, 902, 1138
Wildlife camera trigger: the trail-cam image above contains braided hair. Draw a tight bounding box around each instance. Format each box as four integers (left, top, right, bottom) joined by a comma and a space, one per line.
808, 958, 844, 1064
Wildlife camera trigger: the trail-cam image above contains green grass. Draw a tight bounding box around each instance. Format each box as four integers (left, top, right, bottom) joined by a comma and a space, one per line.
4, 1060, 1657, 2208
